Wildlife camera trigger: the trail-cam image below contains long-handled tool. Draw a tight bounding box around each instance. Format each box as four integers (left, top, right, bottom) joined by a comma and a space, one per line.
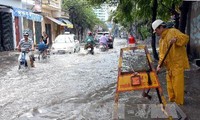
142, 43, 173, 100
142, 69, 153, 100
157, 43, 187, 118
158, 43, 173, 70
141, 43, 175, 120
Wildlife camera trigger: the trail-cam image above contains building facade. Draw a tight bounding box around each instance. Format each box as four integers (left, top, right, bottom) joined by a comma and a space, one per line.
0, 0, 43, 51
188, 1, 200, 59
0, 0, 73, 52
93, 4, 109, 22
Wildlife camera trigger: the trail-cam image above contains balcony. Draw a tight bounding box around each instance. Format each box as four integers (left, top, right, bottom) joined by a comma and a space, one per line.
42, 0, 60, 11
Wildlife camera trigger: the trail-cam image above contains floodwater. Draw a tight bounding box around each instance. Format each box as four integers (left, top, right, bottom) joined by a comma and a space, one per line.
1, 38, 199, 120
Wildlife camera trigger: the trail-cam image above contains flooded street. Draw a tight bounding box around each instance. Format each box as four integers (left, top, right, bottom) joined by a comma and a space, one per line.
0, 39, 123, 120
1, 38, 200, 120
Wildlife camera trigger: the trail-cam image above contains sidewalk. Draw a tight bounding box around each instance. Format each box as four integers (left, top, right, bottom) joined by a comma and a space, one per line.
156, 61, 200, 120
181, 63, 200, 120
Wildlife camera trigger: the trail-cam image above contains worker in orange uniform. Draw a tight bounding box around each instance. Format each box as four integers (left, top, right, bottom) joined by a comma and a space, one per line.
152, 19, 190, 105
128, 33, 136, 47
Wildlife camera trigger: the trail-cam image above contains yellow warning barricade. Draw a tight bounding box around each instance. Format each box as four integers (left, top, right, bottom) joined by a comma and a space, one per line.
114, 45, 172, 120
117, 45, 160, 92
117, 72, 159, 91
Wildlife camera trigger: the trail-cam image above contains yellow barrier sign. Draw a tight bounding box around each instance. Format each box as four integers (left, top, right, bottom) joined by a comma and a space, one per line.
116, 46, 160, 92
117, 72, 159, 92
114, 45, 178, 120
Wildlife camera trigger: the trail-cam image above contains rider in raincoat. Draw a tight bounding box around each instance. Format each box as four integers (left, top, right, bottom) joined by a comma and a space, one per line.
84, 32, 95, 54
152, 19, 190, 105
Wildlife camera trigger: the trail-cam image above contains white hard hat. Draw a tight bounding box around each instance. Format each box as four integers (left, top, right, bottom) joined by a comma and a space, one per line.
23, 32, 29, 36
152, 19, 164, 33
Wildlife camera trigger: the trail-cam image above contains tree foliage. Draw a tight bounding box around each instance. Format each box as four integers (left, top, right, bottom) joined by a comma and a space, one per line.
62, 0, 107, 34
87, 0, 182, 32
86, 0, 185, 60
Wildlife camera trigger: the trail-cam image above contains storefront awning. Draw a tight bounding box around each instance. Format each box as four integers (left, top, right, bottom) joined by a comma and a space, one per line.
46, 16, 67, 26
62, 19, 73, 28
57, 18, 73, 28
13, 7, 43, 22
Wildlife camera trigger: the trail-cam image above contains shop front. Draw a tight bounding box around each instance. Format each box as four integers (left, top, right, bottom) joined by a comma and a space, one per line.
13, 7, 43, 45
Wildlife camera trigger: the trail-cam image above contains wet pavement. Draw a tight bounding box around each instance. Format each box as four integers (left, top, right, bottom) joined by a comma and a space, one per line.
0, 38, 200, 120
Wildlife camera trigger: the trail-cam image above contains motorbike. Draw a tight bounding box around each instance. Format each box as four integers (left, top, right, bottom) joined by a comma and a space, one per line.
85, 43, 94, 55
107, 37, 113, 49
36, 44, 50, 61
99, 43, 108, 52
38, 49, 50, 61
18, 48, 31, 70
38, 50, 46, 61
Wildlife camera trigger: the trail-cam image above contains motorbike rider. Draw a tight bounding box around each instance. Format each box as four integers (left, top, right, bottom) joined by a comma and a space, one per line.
17, 32, 35, 67
37, 36, 47, 57
84, 32, 95, 54
99, 33, 108, 48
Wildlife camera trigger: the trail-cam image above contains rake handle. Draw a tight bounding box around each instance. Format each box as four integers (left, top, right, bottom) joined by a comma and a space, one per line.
159, 43, 173, 68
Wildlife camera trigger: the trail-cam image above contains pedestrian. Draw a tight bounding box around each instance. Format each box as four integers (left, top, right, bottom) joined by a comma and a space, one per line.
42, 31, 50, 55
152, 19, 190, 105
43, 31, 49, 47
128, 33, 136, 47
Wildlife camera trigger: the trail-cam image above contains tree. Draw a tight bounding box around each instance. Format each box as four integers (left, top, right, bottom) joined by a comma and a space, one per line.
62, 0, 106, 41
151, 0, 159, 60
178, 1, 191, 54
86, 0, 187, 60
179, 1, 191, 33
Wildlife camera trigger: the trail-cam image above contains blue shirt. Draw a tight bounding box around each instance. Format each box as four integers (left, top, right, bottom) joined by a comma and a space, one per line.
38, 41, 46, 51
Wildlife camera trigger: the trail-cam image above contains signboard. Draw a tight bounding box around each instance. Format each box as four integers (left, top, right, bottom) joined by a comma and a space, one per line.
13, 7, 43, 22
117, 72, 159, 92
116, 45, 160, 92
114, 45, 186, 120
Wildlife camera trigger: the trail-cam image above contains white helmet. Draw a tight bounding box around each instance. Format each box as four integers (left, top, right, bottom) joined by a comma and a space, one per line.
152, 19, 164, 32
23, 32, 29, 36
